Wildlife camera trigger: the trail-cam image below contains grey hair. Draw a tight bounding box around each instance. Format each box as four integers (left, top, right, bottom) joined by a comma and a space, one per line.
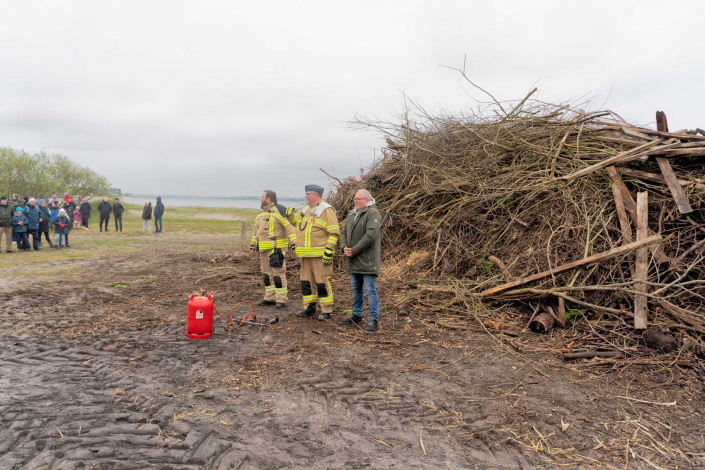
356, 189, 372, 200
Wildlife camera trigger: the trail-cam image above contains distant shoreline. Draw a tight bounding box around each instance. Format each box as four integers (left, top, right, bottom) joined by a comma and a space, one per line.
124, 194, 305, 202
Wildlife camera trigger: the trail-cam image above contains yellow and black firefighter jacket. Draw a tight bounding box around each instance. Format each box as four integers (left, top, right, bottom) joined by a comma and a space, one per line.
250, 203, 296, 251
292, 201, 340, 258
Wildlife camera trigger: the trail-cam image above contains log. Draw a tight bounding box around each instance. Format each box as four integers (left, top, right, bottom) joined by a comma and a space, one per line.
634, 192, 649, 330
563, 351, 623, 360
529, 312, 555, 334
481, 234, 662, 297
561, 139, 665, 181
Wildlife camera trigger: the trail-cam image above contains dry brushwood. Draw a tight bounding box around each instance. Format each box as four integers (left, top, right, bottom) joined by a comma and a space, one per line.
327, 95, 705, 354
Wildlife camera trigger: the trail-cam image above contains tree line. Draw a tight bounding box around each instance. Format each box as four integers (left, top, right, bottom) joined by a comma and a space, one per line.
0, 147, 111, 198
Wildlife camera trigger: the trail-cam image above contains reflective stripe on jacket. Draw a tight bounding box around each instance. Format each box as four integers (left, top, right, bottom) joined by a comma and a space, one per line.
250, 203, 296, 251
293, 201, 340, 257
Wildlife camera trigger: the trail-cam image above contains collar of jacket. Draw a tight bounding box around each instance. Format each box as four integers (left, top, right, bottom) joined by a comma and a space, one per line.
261, 202, 276, 212
308, 201, 332, 217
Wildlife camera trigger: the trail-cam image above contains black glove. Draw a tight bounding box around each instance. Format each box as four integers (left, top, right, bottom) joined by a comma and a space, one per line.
322, 248, 333, 265
269, 248, 285, 268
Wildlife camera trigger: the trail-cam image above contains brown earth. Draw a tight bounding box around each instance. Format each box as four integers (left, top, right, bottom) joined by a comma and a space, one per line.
1, 233, 704, 469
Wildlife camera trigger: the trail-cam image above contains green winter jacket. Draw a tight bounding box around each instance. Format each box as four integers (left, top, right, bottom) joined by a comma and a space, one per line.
339, 203, 381, 276
0, 204, 13, 227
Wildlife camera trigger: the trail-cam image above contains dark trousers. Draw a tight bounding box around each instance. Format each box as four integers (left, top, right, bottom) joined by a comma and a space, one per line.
83, 218, 89, 228
154, 214, 163, 232
114, 214, 122, 231
100, 216, 109, 231
65, 232, 70, 247
30, 229, 40, 250
17, 232, 30, 250
41, 230, 53, 246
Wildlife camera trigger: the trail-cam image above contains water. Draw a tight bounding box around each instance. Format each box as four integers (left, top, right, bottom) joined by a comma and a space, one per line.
120, 196, 301, 210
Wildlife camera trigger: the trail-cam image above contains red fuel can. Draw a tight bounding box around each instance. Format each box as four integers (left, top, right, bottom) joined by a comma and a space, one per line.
187, 294, 214, 339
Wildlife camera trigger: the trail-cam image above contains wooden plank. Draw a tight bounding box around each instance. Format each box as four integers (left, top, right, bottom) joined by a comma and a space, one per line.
600, 125, 705, 141
606, 167, 637, 219
656, 157, 694, 214
634, 192, 649, 329
606, 168, 671, 263
481, 234, 662, 297
617, 167, 705, 191
621, 127, 656, 141
560, 139, 664, 181
606, 166, 633, 243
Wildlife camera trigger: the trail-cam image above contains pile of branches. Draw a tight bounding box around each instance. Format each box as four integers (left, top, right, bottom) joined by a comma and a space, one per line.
329, 92, 705, 354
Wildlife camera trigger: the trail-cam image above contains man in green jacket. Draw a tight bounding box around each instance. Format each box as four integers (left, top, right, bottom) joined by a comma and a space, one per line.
0, 196, 14, 253
339, 189, 381, 332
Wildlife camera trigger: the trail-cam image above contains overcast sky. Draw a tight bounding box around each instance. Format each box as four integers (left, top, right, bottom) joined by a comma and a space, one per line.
2, 1, 704, 198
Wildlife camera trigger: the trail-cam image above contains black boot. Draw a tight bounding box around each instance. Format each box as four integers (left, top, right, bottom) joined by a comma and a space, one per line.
364, 318, 378, 332
340, 314, 363, 325
257, 300, 276, 306
296, 303, 316, 317
275, 303, 286, 309
317, 312, 331, 321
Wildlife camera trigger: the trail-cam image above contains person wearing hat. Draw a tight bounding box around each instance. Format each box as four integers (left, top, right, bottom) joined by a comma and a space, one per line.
0, 196, 14, 253
53, 208, 71, 248
38, 199, 54, 249
292, 184, 340, 320
12, 207, 30, 251
24, 197, 42, 250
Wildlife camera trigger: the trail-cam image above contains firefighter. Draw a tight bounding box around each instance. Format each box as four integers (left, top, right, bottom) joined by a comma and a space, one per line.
250, 190, 296, 308
293, 184, 340, 320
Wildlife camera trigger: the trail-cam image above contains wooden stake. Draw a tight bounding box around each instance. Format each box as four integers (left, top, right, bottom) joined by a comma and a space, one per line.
655, 111, 693, 214
481, 234, 662, 297
634, 192, 649, 330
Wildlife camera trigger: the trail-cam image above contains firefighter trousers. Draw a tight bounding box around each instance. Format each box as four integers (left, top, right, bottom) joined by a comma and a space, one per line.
259, 250, 288, 303
300, 257, 333, 313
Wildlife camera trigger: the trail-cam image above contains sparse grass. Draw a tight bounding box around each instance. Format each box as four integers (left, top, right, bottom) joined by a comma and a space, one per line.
0, 204, 258, 276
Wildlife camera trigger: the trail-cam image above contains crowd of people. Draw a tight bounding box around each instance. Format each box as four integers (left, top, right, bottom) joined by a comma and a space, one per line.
0, 193, 166, 253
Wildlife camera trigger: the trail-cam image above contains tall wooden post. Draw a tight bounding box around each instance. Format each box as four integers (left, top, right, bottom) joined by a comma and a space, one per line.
634, 192, 649, 329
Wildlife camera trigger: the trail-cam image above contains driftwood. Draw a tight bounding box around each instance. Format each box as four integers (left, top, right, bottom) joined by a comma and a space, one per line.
481, 234, 662, 297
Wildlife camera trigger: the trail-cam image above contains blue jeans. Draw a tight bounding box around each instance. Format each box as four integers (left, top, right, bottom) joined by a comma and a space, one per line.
154, 214, 163, 232
350, 273, 378, 320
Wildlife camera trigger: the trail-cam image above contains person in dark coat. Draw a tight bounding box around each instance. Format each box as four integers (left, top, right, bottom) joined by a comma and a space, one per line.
80, 198, 92, 228
339, 190, 382, 332
97, 197, 112, 232
142, 201, 152, 233
12, 207, 30, 251
37, 199, 54, 248
63, 197, 76, 227
153, 196, 164, 233
23, 198, 42, 250
52, 208, 71, 248
0, 196, 14, 253
112, 198, 125, 232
